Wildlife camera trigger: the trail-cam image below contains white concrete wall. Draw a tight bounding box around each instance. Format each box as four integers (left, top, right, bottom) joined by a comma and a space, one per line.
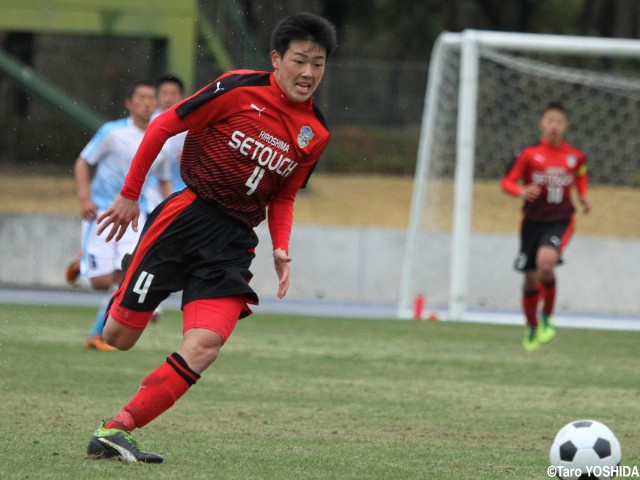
0, 214, 638, 316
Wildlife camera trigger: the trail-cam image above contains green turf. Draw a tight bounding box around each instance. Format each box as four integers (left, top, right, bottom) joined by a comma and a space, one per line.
0, 303, 638, 479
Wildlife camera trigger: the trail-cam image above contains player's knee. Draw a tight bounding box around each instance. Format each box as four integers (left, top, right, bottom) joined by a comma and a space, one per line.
199, 344, 221, 367
181, 331, 224, 373
537, 263, 555, 280
539, 268, 555, 282
102, 317, 140, 351
101, 333, 126, 350
193, 337, 222, 365
102, 332, 134, 351
537, 247, 559, 273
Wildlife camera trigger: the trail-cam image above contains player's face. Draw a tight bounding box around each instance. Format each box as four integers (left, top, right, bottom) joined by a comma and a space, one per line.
125, 85, 157, 124
272, 40, 327, 103
157, 82, 183, 111
539, 109, 569, 145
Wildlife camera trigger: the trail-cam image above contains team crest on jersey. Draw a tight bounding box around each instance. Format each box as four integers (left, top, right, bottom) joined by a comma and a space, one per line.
297, 126, 314, 148
566, 154, 577, 168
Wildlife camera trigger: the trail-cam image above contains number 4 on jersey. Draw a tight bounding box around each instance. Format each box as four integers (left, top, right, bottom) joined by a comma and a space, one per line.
246, 166, 265, 195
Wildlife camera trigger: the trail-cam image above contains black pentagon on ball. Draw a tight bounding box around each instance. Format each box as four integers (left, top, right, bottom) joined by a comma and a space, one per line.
593, 437, 612, 459
572, 420, 593, 428
560, 440, 578, 461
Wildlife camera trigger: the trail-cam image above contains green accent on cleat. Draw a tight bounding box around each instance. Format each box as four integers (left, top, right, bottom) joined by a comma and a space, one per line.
538, 315, 556, 344
522, 327, 540, 351
87, 422, 164, 463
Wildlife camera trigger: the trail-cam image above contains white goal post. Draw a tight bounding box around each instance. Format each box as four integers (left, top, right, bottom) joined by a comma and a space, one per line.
398, 30, 640, 320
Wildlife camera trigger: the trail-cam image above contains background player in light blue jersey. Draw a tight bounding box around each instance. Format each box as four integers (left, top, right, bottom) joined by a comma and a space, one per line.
145, 74, 187, 213
73, 80, 171, 351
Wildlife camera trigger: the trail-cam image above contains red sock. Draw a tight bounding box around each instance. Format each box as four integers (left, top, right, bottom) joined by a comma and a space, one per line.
539, 279, 556, 317
522, 289, 539, 328
105, 352, 200, 431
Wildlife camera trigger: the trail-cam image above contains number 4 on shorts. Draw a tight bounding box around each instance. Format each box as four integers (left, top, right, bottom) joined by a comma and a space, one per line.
133, 271, 154, 303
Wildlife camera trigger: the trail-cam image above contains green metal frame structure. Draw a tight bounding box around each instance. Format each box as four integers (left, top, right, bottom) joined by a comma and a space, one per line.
0, 48, 107, 130
0, 0, 236, 132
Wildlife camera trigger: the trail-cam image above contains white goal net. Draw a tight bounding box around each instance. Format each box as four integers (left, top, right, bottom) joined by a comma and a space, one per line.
398, 30, 640, 322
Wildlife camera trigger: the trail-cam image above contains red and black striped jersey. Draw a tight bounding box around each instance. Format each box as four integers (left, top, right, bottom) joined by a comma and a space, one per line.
502, 139, 588, 222
175, 70, 329, 226
121, 70, 330, 251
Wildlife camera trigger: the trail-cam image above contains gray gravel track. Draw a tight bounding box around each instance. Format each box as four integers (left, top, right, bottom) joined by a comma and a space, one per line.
1, 286, 637, 330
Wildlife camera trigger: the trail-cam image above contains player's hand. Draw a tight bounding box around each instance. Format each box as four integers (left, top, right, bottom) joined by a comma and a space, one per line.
273, 248, 292, 299
520, 183, 542, 202
580, 196, 591, 214
80, 198, 98, 221
96, 194, 140, 243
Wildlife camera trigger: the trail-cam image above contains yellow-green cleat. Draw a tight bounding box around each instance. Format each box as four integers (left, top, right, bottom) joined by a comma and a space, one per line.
538, 315, 556, 344
522, 327, 541, 351
87, 421, 164, 463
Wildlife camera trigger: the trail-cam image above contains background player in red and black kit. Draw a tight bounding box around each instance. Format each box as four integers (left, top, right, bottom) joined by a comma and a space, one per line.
502, 102, 591, 351
86, 12, 338, 463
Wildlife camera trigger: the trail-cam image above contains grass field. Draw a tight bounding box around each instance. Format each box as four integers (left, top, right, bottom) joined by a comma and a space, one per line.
1, 304, 638, 479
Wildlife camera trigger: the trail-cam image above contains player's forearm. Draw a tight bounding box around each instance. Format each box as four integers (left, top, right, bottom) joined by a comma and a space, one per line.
501, 176, 522, 196
575, 174, 588, 198
74, 157, 92, 202
267, 196, 294, 253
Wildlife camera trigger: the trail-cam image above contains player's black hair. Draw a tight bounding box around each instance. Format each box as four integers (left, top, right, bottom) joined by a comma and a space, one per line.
270, 12, 338, 59
543, 101, 567, 115
155, 74, 184, 93
125, 80, 155, 99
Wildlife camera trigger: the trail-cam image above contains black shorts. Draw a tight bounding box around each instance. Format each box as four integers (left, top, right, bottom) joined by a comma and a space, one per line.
112, 189, 259, 323
514, 218, 574, 272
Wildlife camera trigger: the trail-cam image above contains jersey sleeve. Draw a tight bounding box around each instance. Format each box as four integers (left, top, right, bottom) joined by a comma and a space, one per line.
267, 139, 328, 252
120, 109, 189, 200
267, 163, 312, 253
501, 151, 526, 196
80, 125, 111, 166
575, 154, 588, 197
267, 192, 295, 253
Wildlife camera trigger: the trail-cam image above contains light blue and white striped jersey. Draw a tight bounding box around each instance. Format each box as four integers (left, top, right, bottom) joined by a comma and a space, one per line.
80, 117, 170, 212
167, 131, 188, 192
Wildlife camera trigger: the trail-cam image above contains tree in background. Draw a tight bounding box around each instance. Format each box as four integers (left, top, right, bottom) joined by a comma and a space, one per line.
4, 0, 640, 167
235, 0, 640, 61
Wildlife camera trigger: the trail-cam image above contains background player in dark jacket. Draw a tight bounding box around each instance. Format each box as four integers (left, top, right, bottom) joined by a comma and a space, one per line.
86, 12, 338, 463
502, 102, 591, 351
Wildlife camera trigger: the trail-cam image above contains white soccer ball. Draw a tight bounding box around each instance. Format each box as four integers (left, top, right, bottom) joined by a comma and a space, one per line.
549, 419, 622, 480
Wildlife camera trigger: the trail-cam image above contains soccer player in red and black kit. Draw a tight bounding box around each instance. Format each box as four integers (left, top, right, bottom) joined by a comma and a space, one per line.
502, 102, 591, 351
86, 13, 338, 463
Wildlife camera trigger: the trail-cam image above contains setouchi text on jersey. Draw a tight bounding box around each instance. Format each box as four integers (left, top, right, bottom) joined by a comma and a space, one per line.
228, 130, 298, 177
532, 167, 574, 188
